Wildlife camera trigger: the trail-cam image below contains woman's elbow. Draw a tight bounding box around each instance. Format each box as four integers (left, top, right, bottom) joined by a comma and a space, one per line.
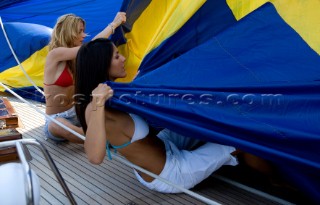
85, 147, 105, 164
87, 154, 104, 165
84, 140, 106, 164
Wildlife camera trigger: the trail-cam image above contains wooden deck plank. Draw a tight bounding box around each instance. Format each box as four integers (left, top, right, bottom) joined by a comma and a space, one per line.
29, 148, 113, 205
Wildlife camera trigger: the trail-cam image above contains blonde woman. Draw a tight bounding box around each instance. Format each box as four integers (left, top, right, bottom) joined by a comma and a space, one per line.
43, 12, 126, 143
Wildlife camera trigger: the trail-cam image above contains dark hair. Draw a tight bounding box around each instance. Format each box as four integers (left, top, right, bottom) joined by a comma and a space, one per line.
74, 38, 114, 132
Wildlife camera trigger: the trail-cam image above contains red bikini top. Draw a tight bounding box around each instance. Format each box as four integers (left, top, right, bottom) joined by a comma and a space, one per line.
44, 65, 73, 87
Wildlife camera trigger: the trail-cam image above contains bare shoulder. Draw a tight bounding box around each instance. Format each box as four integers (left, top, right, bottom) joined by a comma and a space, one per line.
45, 48, 62, 69
46, 47, 60, 61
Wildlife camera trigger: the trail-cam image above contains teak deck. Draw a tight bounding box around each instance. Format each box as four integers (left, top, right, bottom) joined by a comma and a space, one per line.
0, 92, 295, 205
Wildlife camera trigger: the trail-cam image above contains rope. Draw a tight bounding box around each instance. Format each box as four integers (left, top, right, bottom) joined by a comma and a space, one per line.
0, 82, 221, 205
0, 16, 44, 96
2, 83, 44, 100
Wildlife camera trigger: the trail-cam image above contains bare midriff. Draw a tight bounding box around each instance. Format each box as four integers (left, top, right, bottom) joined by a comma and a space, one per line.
44, 84, 75, 115
120, 135, 166, 182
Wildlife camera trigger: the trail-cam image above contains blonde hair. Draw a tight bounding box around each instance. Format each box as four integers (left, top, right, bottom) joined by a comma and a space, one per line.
49, 14, 86, 72
49, 14, 86, 50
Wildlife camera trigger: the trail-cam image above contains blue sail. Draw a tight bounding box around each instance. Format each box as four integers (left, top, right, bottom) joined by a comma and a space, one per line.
108, 3, 320, 202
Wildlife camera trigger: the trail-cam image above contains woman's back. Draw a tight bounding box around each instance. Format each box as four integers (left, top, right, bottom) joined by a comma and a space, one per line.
44, 61, 74, 114
87, 105, 166, 181
44, 84, 74, 114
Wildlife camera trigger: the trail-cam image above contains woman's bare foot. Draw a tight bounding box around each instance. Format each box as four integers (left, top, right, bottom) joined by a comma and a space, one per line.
240, 152, 274, 176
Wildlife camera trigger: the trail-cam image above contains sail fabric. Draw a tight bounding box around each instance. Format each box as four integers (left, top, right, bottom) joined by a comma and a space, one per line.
0, 0, 122, 40
0, 22, 51, 97
108, 3, 320, 202
226, 0, 320, 55
135, 0, 237, 79
135, 0, 320, 79
113, 0, 207, 82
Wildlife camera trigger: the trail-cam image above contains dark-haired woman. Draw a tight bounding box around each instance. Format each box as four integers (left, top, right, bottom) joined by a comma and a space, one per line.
74, 38, 240, 193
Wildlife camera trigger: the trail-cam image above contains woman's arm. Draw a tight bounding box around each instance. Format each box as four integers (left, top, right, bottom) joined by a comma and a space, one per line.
92, 12, 126, 40
46, 12, 126, 67
46, 46, 80, 65
84, 84, 114, 164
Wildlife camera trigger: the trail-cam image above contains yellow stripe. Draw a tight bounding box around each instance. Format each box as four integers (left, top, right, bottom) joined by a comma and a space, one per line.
226, 0, 320, 55
117, 0, 206, 82
0, 46, 48, 91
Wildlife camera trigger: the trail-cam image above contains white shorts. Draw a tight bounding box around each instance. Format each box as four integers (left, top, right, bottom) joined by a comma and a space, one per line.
134, 129, 238, 193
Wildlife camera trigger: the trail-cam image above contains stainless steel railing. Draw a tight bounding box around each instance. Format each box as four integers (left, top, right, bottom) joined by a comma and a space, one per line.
0, 139, 76, 205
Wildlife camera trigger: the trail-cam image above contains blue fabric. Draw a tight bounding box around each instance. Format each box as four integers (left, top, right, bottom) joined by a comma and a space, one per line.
137, 0, 237, 77
0, 0, 122, 42
108, 3, 320, 202
0, 0, 29, 10
0, 22, 51, 72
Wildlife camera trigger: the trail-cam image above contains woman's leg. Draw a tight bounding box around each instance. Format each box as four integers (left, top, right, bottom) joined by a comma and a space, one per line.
157, 129, 204, 150
239, 152, 274, 176
179, 142, 238, 186
135, 135, 238, 193
46, 107, 84, 143
48, 117, 84, 143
